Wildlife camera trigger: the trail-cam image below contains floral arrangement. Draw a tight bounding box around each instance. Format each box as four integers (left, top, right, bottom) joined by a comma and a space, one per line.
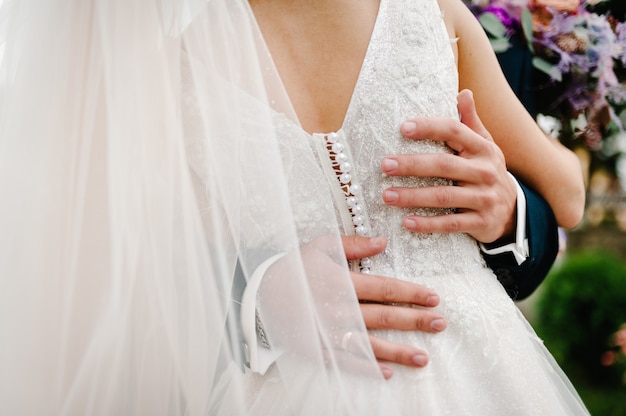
465, 0, 626, 176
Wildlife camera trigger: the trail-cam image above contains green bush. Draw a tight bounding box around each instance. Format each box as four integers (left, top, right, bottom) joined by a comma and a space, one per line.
535, 251, 626, 386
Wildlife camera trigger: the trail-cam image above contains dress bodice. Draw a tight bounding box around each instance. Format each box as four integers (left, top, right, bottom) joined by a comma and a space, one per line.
183, 1, 590, 414
275, 0, 488, 287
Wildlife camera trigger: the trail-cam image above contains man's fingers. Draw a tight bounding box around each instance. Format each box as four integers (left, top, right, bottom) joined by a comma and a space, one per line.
457, 89, 492, 141
352, 272, 440, 306
383, 185, 492, 211
369, 335, 430, 368
400, 106, 497, 156
382, 153, 466, 179
382, 153, 497, 185
400, 116, 475, 154
402, 212, 508, 243
360, 303, 447, 332
402, 89, 491, 147
341, 235, 387, 260
402, 212, 475, 234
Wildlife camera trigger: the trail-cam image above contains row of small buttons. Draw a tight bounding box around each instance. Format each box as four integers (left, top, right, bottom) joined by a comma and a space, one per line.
325, 132, 371, 274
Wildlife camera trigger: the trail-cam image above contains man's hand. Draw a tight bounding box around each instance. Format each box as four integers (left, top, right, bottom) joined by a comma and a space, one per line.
342, 235, 446, 379
381, 89, 517, 244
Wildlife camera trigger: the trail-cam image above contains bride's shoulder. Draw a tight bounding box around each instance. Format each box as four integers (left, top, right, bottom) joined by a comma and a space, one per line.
436, 0, 504, 40
434, 0, 480, 38
432, 0, 500, 57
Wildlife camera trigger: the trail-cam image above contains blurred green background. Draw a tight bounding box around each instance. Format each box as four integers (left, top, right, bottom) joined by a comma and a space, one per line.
519, 247, 626, 415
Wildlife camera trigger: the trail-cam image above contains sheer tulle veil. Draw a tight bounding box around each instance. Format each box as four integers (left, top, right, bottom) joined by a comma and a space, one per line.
0, 0, 395, 414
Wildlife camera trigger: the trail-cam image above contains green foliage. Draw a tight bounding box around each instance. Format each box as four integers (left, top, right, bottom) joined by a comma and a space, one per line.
532, 57, 562, 82
575, 385, 626, 416
479, 12, 508, 38
520, 8, 534, 54
536, 251, 626, 386
478, 12, 511, 53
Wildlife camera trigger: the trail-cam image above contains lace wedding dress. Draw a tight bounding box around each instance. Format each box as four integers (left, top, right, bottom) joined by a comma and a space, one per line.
237, 0, 590, 414
0, 0, 588, 413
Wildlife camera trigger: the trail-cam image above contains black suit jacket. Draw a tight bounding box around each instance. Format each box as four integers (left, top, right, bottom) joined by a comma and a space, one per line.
482, 182, 559, 300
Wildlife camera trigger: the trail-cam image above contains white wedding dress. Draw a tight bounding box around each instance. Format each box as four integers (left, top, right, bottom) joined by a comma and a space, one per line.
235, 0, 590, 414
0, 0, 588, 413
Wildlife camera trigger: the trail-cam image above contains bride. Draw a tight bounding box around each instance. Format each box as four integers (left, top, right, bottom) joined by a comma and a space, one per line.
0, 0, 588, 414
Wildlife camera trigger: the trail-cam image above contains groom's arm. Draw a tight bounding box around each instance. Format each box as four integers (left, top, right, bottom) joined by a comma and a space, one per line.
481, 180, 559, 300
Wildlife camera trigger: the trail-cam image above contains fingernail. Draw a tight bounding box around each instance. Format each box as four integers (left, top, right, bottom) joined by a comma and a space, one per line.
403, 218, 416, 229
370, 236, 387, 248
412, 353, 428, 367
381, 158, 398, 172
402, 121, 417, 134
431, 318, 446, 332
381, 366, 393, 379
382, 190, 399, 202
426, 295, 440, 307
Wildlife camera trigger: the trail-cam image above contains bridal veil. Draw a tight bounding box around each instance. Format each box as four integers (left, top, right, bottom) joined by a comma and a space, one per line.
0, 0, 395, 414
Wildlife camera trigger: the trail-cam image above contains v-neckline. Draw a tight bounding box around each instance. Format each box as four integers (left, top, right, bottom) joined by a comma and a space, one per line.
321, 0, 385, 137
252, 0, 385, 137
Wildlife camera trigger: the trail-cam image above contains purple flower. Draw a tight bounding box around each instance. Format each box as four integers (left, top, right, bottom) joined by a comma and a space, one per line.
484, 5, 519, 31
467, 0, 626, 155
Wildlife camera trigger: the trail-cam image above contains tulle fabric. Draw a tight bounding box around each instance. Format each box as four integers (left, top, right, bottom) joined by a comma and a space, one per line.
0, 0, 394, 414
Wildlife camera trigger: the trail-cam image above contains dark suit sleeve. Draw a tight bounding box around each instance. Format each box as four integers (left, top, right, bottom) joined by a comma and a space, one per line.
482, 182, 560, 300
489, 41, 560, 299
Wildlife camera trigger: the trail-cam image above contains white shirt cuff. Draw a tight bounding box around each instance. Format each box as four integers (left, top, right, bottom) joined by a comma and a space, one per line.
241, 253, 285, 374
479, 172, 529, 265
